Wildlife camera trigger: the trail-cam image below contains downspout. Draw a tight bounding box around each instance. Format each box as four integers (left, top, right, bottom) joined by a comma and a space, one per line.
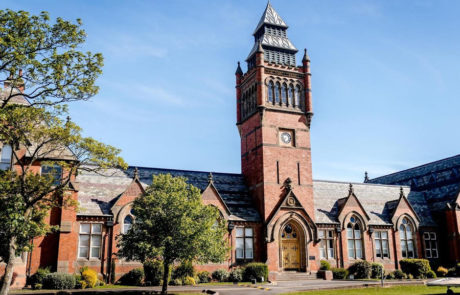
106, 220, 114, 283
337, 227, 344, 268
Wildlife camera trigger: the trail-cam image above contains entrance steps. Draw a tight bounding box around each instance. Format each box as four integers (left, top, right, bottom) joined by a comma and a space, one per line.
276, 271, 318, 281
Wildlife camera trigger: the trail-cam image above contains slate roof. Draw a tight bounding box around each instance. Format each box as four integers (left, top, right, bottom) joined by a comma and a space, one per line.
253, 2, 288, 35
76, 166, 261, 222
1, 88, 29, 106
312, 180, 436, 227
368, 154, 460, 213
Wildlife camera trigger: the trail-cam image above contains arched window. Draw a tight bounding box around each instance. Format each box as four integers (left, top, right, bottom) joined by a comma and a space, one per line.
281, 83, 287, 105
268, 81, 274, 103
400, 217, 415, 258
288, 84, 294, 106
347, 216, 363, 259
123, 215, 133, 234
0, 144, 12, 170
295, 85, 301, 107
275, 82, 280, 104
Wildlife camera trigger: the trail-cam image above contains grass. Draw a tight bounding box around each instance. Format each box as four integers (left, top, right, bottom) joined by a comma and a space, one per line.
282, 285, 451, 295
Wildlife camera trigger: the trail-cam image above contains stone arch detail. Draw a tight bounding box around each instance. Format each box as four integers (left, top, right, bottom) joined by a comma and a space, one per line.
276, 215, 308, 270
340, 210, 368, 231
116, 201, 133, 225
268, 211, 313, 244
394, 213, 419, 231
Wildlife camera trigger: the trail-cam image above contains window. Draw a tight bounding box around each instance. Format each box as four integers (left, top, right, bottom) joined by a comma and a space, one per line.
275, 82, 280, 104
281, 83, 287, 105
41, 165, 62, 185
267, 82, 274, 104
400, 217, 415, 258
295, 85, 301, 107
78, 223, 102, 259
123, 215, 133, 234
374, 231, 390, 258
0, 144, 12, 170
288, 84, 294, 106
347, 216, 363, 259
424, 232, 438, 258
236, 227, 253, 260
318, 229, 335, 259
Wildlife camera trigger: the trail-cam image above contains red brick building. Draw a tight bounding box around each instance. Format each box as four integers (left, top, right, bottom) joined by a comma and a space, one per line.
2, 2, 459, 287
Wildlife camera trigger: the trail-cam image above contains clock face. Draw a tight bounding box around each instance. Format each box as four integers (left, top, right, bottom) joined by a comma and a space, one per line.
281, 132, 292, 144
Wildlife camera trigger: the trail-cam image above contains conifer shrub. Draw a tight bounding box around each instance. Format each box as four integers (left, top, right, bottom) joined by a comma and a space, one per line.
243, 263, 269, 282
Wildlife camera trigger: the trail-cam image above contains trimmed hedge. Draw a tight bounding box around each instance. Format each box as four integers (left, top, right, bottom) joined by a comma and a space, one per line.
243, 263, 269, 282
118, 268, 144, 286
399, 259, 432, 279
348, 260, 372, 279
320, 260, 331, 271
331, 267, 348, 280
42, 273, 76, 290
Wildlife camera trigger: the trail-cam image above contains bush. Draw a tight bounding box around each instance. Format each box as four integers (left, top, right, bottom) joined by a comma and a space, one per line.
212, 269, 229, 282
392, 269, 407, 279
183, 276, 196, 285
243, 263, 269, 282
386, 272, 395, 280
172, 261, 195, 280
331, 268, 348, 280
197, 271, 211, 283
229, 268, 243, 282
400, 259, 432, 279
427, 270, 437, 278
171, 278, 182, 286
320, 260, 331, 271
437, 266, 448, 277
118, 268, 144, 286
371, 263, 384, 279
28, 267, 51, 289
144, 260, 165, 286
81, 268, 98, 288
348, 261, 372, 279
43, 273, 76, 290
448, 267, 456, 277
76, 280, 87, 289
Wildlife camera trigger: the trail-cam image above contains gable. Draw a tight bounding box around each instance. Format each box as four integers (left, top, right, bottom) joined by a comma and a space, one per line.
201, 183, 230, 218
113, 179, 145, 208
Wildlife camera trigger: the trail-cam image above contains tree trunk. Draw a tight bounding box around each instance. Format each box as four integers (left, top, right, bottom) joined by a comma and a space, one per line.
161, 261, 170, 295
0, 237, 16, 295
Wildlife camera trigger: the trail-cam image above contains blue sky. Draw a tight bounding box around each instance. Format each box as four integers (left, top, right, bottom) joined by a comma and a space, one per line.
4, 0, 460, 181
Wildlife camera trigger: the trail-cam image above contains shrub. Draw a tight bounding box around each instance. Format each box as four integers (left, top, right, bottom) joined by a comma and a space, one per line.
43, 273, 76, 290
400, 259, 432, 279
144, 260, 165, 286
348, 261, 372, 279
243, 263, 269, 282
448, 267, 456, 277
171, 278, 182, 286
28, 267, 51, 289
437, 266, 448, 277
426, 270, 437, 278
76, 280, 87, 289
183, 276, 196, 285
212, 269, 229, 282
229, 268, 243, 282
386, 272, 395, 280
320, 260, 331, 271
371, 263, 384, 279
392, 270, 407, 279
81, 268, 98, 288
118, 268, 144, 286
172, 261, 195, 280
331, 268, 348, 280
197, 271, 211, 283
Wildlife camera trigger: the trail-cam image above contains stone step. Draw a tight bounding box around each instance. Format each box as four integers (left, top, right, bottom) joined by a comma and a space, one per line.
276, 271, 319, 281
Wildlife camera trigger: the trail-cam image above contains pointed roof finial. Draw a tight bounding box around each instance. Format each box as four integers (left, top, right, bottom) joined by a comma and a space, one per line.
302, 48, 310, 63
348, 183, 354, 195
208, 172, 213, 183
364, 171, 369, 183
133, 167, 139, 180
285, 177, 292, 190
400, 186, 405, 198
256, 40, 264, 53
235, 61, 243, 75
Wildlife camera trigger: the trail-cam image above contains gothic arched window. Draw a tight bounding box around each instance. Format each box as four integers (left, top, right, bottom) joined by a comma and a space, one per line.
295, 85, 301, 107
268, 81, 274, 103
123, 215, 133, 234
275, 82, 280, 104
347, 216, 363, 259
400, 217, 415, 258
281, 83, 287, 105
288, 84, 294, 106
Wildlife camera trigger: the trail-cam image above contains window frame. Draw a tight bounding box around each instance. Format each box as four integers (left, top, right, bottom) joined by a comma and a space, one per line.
0, 144, 12, 170
399, 217, 416, 259
78, 223, 103, 260
423, 232, 438, 258
374, 230, 390, 259
123, 215, 134, 234
235, 226, 254, 261
318, 229, 335, 260
41, 164, 63, 186
346, 216, 364, 259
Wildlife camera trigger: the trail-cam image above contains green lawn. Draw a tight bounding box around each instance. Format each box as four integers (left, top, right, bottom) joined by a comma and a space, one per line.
282, 285, 452, 295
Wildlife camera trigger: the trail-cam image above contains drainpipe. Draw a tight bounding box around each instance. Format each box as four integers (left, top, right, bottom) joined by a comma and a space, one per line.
106, 220, 114, 283
336, 227, 344, 268
368, 227, 375, 262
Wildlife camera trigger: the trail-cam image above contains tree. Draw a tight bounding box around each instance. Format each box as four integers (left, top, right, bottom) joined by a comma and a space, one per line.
118, 174, 229, 294
0, 103, 126, 295
0, 9, 103, 108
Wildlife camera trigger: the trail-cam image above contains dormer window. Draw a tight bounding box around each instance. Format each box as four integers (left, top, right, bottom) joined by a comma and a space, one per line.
0, 144, 12, 170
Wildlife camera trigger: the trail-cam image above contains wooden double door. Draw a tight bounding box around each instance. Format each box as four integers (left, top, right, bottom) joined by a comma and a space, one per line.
281, 222, 302, 270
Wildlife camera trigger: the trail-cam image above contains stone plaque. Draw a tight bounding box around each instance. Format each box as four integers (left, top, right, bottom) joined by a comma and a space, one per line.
60, 221, 72, 233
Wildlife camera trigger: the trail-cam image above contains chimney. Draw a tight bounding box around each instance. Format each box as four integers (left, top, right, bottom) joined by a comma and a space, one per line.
4, 70, 25, 92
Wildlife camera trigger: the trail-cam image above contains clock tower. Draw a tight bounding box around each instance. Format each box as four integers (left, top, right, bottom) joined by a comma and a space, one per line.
235, 2, 317, 272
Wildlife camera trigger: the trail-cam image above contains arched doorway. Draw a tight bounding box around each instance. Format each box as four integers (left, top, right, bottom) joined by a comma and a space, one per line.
280, 221, 303, 270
